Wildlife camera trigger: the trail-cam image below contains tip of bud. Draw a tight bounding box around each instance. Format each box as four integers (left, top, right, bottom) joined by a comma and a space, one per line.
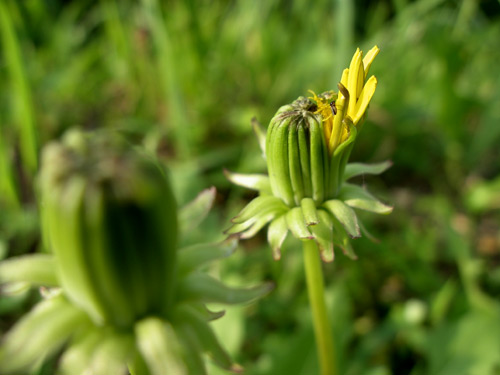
272, 247, 282, 261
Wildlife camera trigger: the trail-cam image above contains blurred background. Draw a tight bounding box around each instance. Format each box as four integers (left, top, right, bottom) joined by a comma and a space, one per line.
1, 0, 499, 374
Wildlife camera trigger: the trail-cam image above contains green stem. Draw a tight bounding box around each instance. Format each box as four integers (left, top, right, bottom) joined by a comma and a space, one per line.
303, 239, 336, 375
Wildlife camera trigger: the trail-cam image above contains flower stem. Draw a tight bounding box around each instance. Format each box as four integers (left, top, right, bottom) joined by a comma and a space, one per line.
302, 239, 336, 375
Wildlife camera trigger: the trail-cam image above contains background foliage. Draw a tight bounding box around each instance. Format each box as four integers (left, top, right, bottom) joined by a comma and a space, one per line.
1, 0, 499, 374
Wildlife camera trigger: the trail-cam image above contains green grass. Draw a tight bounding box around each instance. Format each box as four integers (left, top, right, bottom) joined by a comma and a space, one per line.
1, 0, 500, 374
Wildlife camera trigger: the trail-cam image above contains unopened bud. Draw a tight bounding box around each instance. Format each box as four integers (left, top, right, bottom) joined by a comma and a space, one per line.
40, 130, 178, 327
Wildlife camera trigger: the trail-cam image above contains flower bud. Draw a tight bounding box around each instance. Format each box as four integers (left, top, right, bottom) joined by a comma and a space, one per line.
1, 131, 270, 374
227, 46, 392, 261
40, 129, 178, 327
266, 95, 357, 206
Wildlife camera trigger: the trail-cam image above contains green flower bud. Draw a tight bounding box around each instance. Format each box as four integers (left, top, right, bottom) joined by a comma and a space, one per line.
0, 131, 271, 375
266, 95, 356, 206
227, 46, 392, 261
40, 129, 178, 327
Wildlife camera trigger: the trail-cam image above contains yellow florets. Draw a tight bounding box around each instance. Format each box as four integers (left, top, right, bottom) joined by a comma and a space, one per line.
309, 45, 380, 155
308, 90, 337, 145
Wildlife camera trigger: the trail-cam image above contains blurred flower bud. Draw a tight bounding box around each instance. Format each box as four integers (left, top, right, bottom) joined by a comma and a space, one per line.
0, 130, 271, 375
40, 129, 178, 327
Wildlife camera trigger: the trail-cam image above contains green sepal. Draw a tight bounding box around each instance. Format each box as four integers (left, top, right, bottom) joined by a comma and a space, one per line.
135, 317, 187, 375
240, 211, 279, 239
328, 119, 357, 198
332, 219, 358, 260
178, 273, 273, 305
189, 302, 226, 321
359, 219, 380, 243
178, 237, 238, 275
84, 187, 137, 328
0, 295, 89, 374
343, 160, 392, 181
309, 116, 326, 204
274, 103, 295, 117
285, 207, 313, 240
226, 201, 286, 237
288, 119, 305, 204
49, 176, 109, 324
59, 327, 105, 375
309, 209, 335, 262
267, 117, 295, 206
267, 215, 288, 260
179, 187, 216, 235
251, 117, 267, 157
128, 344, 151, 375
339, 183, 393, 214
224, 169, 271, 193
298, 124, 312, 197
0, 254, 59, 287
301, 197, 319, 226
173, 323, 207, 375
230, 196, 286, 225
333, 119, 357, 160
174, 305, 234, 371
323, 199, 361, 238
87, 330, 135, 375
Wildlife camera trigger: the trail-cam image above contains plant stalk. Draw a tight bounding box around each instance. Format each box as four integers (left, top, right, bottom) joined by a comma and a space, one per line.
303, 239, 336, 375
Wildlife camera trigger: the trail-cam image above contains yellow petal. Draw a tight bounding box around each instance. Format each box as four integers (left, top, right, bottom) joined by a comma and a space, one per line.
352, 76, 377, 125
340, 68, 349, 90
356, 57, 365, 100
328, 95, 347, 153
347, 48, 363, 117
323, 116, 333, 144
363, 45, 380, 80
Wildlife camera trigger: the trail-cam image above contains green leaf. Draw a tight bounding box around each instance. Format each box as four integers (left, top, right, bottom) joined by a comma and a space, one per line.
268, 215, 289, 260
175, 305, 234, 371
0, 2, 38, 174
343, 161, 392, 181
0, 254, 59, 287
224, 170, 271, 193
178, 273, 273, 305
178, 237, 238, 275
179, 187, 216, 233
323, 199, 361, 238
301, 198, 319, 226
135, 317, 187, 375
285, 207, 313, 240
0, 296, 89, 374
339, 183, 393, 214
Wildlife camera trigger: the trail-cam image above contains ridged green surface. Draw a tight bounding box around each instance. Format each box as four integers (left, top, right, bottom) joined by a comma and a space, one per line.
40, 131, 178, 327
